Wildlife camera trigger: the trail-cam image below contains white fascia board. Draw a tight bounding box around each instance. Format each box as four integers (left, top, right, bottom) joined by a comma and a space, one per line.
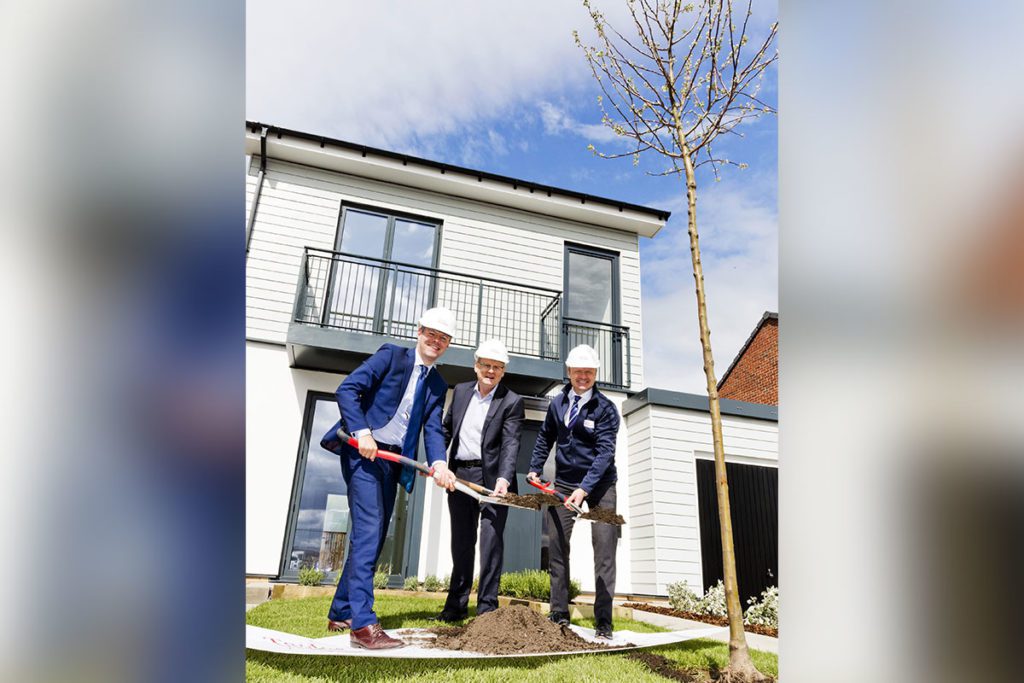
245, 131, 666, 238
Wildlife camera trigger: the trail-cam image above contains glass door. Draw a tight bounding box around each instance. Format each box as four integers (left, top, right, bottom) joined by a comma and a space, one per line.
383, 217, 438, 338
280, 395, 354, 583
282, 392, 425, 585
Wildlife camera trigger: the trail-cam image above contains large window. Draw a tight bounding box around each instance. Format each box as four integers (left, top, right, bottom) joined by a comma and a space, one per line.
280, 394, 352, 582
325, 205, 441, 337
280, 392, 424, 584
565, 246, 617, 324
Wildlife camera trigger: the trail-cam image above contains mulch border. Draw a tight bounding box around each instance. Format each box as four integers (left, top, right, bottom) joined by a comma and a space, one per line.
622, 603, 778, 638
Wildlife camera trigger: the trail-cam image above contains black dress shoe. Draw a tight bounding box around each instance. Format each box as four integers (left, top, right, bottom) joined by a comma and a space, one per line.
595, 620, 613, 639
429, 610, 467, 623
548, 611, 570, 626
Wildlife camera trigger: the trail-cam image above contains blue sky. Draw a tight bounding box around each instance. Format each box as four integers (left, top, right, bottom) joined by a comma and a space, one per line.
247, 0, 778, 393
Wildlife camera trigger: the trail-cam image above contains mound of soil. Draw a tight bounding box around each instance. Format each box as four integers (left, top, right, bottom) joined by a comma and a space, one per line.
497, 493, 626, 525
427, 604, 618, 655
622, 602, 778, 638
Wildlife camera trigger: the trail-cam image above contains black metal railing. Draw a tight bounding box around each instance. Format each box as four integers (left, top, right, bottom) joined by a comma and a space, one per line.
294, 248, 564, 360
562, 317, 631, 390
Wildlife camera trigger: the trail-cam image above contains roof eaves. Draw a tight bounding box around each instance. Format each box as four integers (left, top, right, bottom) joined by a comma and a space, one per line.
245, 121, 671, 222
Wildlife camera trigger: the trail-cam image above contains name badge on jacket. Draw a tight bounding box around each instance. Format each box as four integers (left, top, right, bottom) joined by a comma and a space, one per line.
583, 419, 595, 430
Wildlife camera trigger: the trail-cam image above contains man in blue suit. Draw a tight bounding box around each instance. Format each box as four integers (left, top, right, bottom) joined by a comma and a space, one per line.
319, 307, 458, 650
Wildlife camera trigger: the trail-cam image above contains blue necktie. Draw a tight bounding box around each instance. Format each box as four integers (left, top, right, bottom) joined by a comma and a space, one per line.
399, 365, 430, 492
567, 394, 581, 428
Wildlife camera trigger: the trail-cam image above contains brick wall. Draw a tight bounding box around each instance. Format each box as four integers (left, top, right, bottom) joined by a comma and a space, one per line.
719, 317, 777, 406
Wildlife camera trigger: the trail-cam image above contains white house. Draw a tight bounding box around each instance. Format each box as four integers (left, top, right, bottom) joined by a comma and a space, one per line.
245, 121, 778, 601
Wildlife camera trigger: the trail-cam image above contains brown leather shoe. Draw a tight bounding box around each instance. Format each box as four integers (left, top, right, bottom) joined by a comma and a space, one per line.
350, 623, 405, 650
326, 619, 351, 632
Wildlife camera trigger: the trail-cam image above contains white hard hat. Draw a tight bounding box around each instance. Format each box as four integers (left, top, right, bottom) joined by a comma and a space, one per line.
418, 307, 458, 338
474, 339, 510, 365
565, 344, 601, 369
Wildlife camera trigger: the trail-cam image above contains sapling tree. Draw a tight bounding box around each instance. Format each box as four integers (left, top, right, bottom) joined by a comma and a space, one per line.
575, 1, 776, 679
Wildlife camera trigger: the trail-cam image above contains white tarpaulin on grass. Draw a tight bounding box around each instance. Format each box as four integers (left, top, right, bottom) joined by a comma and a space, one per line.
246, 623, 727, 659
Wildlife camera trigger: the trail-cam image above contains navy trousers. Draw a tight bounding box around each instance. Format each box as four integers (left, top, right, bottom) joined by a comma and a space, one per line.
327, 444, 401, 630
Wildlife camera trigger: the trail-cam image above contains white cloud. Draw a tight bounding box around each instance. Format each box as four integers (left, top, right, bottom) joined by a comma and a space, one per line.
538, 101, 624, 144
247, 1, 611, 148
640, 173, 778, 394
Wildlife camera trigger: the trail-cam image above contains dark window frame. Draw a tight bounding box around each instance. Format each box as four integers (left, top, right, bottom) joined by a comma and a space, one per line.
562, 242, 621, 326
562, 242, 625, 388
334, 201, 444, 268
278, 390, 337, 581
323, 203, 444, 334
277, 389, 428, 584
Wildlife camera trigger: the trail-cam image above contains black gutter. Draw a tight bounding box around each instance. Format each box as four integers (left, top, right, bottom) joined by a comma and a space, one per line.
245, 121, 672, 222
245, 126, 269, 254
621, 387, 777, 422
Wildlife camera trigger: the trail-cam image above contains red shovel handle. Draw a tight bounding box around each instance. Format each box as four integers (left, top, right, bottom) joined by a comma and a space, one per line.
527, 477, 557, 495
345, 436, 434, 476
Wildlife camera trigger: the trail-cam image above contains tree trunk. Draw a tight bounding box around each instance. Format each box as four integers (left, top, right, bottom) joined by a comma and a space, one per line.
680, 145, 767, 682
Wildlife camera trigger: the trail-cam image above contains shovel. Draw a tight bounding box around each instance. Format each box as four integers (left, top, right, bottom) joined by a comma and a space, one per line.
345, 437, 534, 510
527, 477, 586, 517
527, 479, 622, 526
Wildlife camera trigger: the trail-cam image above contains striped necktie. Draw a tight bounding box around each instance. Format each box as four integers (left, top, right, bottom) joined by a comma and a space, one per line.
567, 394, 581, 427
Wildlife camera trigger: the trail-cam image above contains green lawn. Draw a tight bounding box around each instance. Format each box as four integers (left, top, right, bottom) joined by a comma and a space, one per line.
246, 594, 778, 682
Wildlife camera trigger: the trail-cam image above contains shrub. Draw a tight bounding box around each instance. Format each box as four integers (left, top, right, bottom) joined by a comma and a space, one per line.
403, 576, 420, 591
423, 574, 444, 592
471, 576, 479, 594
667, 580, 702, 613
498, 570, 581, 602
373, 566, 391, 589
698, 580, 727, 618
298, 566, 324, 586
744, 586, 779, 629
666, 579, 730, 618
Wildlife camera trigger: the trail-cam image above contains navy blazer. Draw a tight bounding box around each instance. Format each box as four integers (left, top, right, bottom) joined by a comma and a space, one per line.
320, 343, 448, 491
443, 382, 524, 493
528, 383, 619, 494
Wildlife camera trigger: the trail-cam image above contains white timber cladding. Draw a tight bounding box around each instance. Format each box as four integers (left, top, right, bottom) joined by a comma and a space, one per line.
245, 156, 645, 389
625, 403, 777, 595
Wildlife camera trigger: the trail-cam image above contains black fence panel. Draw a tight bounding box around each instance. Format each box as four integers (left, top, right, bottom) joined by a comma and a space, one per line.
696, 459, 778, 605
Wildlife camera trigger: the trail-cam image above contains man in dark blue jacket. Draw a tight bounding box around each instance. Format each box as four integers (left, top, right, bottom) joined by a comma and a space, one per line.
528, 344, 620, 640
318, 307, 457, 650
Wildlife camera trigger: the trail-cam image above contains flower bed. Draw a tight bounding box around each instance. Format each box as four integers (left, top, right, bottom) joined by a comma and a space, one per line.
622, 602, 778, 638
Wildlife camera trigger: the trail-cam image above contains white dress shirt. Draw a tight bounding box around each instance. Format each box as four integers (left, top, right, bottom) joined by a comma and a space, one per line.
565, 387, 593, 426
455, 385, 494, 461
456, 383, 510, 488
353, 349, 432, 446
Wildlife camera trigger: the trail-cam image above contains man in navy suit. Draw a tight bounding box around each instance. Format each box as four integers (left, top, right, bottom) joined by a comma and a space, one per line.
434, 339, 524, 622
319, 307, 458, 650
528, 344, 620, 640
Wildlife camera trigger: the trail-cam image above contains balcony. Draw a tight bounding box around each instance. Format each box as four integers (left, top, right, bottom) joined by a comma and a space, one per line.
287, 248, 631, 393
